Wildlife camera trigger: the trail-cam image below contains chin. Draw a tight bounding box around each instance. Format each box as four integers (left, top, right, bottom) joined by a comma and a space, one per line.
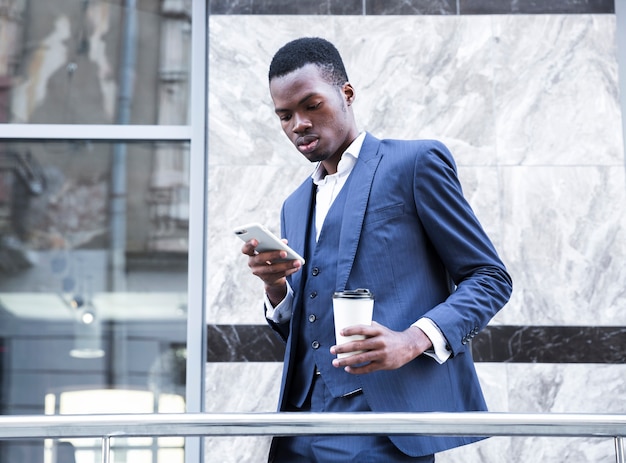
306, 153, 326, 163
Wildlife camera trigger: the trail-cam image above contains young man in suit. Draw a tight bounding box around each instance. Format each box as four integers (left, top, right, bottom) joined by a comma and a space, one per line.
240, 37, 512, 462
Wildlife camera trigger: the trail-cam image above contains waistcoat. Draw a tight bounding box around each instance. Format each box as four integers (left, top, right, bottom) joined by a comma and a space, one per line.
287, 175, 363, 408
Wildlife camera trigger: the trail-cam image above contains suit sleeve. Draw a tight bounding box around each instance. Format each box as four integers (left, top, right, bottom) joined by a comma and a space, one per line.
413, 141, 512, 357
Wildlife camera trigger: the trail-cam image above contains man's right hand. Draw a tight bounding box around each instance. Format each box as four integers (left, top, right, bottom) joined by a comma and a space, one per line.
241, 238, 302, 306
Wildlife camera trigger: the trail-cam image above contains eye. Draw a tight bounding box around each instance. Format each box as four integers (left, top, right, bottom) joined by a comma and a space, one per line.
279, 114, 292, 122
308, 102, 322, 111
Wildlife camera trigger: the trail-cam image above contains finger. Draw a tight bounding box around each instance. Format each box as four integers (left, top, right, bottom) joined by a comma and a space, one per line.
332, 351, 378, 374
254, 249, 291, 265
250, 258, 301, 284
340, 323, 379, 337
344, 362, 378, 375
241, 239, 259, 256
249, 251, 279, 270
262, 257, 301, 272
331, 343, 373, 365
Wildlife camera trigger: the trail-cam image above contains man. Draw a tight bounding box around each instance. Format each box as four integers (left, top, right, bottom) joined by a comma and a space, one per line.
240, 37, 512, 462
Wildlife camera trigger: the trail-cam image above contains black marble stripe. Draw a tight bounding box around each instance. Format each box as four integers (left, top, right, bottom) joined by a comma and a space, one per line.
207, 324, 626, 364
472, 325, 626, 363
459, 0, 614, 14
208, 0, 363, 15
208, 0, 614, 15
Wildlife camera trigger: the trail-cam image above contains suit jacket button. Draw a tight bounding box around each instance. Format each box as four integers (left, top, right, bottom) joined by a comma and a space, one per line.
311, 341, 320, 349
311, 267, 320, 276
308, 314, 316, 323
309, 291, 317, 299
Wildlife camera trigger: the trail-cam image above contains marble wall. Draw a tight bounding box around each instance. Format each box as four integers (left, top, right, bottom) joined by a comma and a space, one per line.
204, 9, 626, 463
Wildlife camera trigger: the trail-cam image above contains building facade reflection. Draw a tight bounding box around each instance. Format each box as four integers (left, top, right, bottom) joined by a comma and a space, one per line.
0, 1, 191, 461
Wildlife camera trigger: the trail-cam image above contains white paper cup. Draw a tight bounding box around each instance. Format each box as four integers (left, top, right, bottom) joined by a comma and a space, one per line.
332, 289, 374, 359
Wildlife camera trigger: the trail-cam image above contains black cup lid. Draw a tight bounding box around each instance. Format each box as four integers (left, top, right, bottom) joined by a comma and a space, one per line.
333, 288, 374, 299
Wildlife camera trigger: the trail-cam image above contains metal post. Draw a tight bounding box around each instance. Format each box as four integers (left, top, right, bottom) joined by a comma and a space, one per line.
101, 436, 111, 463
616, 437, 625, 463
109, 0, 137, 293
185, 1, 208, 463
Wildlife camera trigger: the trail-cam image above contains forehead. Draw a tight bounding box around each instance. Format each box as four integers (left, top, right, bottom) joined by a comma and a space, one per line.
269, 64, 335, 107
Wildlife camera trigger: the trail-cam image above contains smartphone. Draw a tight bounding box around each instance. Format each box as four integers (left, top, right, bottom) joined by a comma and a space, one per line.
234, 222, 305, 265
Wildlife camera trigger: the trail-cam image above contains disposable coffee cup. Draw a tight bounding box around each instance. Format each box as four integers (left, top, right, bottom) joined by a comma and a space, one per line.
332, 289, 374, 359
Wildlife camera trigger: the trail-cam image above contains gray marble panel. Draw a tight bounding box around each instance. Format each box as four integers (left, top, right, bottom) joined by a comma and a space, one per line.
496, 165, 626, 326
204, 363, 278, 462
440, 363, 626, 463
343, 16, 497, 165
208, 16, 340, 168
206, 164, 313, 324
492, 15, 622, 166
439, 435, 616, 463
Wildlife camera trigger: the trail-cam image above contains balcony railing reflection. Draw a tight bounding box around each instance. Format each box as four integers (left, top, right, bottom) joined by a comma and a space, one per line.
0, 412, 624, 463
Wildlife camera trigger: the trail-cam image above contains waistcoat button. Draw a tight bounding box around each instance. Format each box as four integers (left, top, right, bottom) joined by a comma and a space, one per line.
309, 291, 317, 299
308, 314, 316, 323
311, 341, 320, 349
311, 267, 320, 276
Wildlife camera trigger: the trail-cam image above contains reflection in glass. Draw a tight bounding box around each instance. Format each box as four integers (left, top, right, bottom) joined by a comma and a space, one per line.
0, 141, 189, 462
43, 390, 185, 463
0, 0, 191, 125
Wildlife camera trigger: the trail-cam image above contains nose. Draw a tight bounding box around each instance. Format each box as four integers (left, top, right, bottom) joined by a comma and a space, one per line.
292, 113, 311, 133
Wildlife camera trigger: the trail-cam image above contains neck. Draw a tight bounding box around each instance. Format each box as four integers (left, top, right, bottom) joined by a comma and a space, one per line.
323, 130, 360, 176
321, 160, 338, 176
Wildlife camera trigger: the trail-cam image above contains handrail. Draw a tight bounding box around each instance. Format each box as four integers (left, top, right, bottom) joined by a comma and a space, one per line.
0, 412, 624, 462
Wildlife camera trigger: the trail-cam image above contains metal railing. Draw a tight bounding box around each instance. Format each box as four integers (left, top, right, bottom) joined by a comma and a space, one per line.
0, 412, 624, 463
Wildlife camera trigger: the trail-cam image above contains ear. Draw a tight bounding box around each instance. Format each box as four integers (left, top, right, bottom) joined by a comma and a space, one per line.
342, 82, 355, 106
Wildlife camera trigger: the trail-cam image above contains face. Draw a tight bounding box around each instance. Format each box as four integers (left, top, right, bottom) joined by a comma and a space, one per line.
270, 63, 358, 173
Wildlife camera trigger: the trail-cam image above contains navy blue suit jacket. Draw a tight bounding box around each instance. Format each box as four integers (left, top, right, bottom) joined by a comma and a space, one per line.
271, 133, 512, 456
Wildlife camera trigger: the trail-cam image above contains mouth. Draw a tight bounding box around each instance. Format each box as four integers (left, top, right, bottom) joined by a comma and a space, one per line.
296, 135, 319, 154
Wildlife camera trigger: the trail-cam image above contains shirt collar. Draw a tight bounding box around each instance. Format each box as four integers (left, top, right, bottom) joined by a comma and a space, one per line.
311, 132, 366, 185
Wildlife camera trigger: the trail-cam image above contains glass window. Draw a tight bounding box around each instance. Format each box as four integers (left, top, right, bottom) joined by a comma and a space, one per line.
0, 0, 191, 125
0, 140, 190, 462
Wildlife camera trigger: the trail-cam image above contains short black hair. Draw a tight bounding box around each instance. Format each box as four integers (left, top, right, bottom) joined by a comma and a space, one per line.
268, 37, 349, 87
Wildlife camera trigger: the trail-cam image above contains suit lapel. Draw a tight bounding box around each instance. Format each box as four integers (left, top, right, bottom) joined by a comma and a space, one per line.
286, 182, 314, 261
283, 179, 315, 303
336, 133, 383, 291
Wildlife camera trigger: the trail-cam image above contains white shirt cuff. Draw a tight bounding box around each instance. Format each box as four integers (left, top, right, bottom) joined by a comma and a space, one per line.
413, 317, 452, 364
264, 283, 294, 324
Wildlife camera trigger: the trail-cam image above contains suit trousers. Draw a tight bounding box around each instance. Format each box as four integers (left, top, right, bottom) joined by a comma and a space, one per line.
271, 373, 435, 463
